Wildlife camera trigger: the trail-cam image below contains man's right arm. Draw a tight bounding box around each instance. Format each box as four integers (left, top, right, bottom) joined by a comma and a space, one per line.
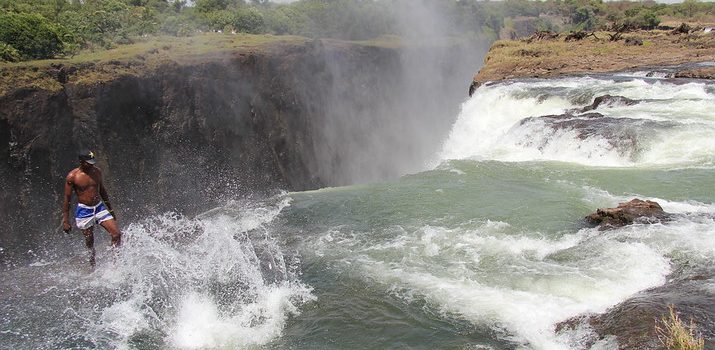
62, 172, 74, 233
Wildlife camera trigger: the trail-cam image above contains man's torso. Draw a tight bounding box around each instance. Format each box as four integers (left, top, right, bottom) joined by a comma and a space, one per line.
70, 168, 102, 206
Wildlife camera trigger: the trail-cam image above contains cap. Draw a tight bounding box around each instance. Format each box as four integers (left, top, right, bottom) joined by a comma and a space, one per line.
78, 149, 97, 165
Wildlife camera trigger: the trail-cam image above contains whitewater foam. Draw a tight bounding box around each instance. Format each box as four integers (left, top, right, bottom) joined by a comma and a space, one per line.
83, 197, 313, 349
440, 77, 715, 168
303, 216, 676, 349
170, 284, 313, 349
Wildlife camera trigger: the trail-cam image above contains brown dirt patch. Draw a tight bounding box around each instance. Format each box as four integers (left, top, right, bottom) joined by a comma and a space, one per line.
474, 29, 715, 84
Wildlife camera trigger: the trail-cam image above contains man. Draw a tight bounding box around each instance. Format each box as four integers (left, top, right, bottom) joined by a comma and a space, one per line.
62, 150, 121, 265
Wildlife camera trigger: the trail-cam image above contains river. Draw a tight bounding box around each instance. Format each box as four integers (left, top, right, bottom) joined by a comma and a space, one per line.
2, 68, 714, 349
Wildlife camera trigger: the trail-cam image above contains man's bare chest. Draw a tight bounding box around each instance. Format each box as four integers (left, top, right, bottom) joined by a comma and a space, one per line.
73, 173, 99, 192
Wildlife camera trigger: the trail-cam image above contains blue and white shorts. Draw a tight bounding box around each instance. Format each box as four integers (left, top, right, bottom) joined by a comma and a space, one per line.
75, 202, 114, 230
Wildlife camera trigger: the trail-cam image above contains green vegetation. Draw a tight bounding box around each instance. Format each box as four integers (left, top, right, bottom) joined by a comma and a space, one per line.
656, 305, 705, 350
0, 12, 66, 60
1, 0, 714, 62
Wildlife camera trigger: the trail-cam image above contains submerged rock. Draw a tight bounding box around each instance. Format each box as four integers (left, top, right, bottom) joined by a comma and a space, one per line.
585, 199, 670, 229
515, 111, 673, 160
577, 94, 640, 112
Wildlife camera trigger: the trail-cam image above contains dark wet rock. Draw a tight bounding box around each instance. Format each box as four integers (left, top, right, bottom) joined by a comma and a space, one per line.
515, 93, 674, 160
557, 265, 715, 350
645, 71, 675, 78
675, 68, 715, 80
578, 94, 640, 112
516, 112, 673, 159
585, 199, 670, 229
468, 80, 481, 96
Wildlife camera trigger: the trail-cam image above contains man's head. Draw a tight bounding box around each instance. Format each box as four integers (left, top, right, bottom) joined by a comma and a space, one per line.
78, 149, 97, 168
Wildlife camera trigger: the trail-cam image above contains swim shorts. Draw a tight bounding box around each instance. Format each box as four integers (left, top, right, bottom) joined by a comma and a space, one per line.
75, 202, 114, 230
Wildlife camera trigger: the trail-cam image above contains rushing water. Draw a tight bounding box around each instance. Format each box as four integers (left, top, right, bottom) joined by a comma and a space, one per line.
2, 70, 715, 350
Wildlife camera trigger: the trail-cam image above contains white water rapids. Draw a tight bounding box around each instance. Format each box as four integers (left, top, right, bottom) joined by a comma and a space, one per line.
441, 75, 715, 168
3, 70, 715, 350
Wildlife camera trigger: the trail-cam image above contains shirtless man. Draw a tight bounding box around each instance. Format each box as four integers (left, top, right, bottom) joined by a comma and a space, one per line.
62, 150, 121, 265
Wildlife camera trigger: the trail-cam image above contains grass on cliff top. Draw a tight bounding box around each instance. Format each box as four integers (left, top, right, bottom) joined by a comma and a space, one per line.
0, 33, 405, 96
475, 29, 715, 82
6, 33, 307, 68
0, 33, 307, 95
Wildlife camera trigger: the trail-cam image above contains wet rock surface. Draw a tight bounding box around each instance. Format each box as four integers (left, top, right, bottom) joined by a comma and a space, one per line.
557, 200, 715, 349
585, 199, 671, 229
516, 110, 674, 160
557, 265, 715, 350
577, 94, 640, 112
510, 94, 677, 161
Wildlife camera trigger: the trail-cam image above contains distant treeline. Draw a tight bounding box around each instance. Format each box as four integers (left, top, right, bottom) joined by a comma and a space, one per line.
0, 0, 713, 62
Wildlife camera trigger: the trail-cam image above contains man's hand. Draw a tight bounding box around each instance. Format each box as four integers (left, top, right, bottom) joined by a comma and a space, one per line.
62, 221, 71, 234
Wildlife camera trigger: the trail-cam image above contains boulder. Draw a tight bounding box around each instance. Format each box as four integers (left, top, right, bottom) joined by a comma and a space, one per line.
585, 199, 669, 229
578, 94, 640, 113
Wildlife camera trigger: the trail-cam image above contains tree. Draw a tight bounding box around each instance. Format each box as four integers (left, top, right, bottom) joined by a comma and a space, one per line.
234, 7, 264, 33
0, 12, 66, 59
195, 0, 230, 13
681, 0, 698, 18
638, 10, 660, 29
572, 5, 599, 30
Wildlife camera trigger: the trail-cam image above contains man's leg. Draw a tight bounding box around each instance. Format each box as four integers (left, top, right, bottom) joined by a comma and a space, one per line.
82, 228, 95, 267
100, 218, 122, 247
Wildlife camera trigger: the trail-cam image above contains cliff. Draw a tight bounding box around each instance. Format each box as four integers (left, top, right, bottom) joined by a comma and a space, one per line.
471, 28, 715, 92
0, 34, 484, 256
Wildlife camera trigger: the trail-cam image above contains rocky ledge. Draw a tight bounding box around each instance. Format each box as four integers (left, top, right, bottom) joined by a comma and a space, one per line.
471, 27, 715, 93
585, 198, 670, 230
573, 199, 715, 349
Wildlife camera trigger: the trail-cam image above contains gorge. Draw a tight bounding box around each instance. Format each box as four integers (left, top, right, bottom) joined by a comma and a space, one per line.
0, 36, 487, 259
3, 27, 715, 349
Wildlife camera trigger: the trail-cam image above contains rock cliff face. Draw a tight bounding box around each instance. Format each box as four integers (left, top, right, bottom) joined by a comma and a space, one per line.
0, 39, 481, 255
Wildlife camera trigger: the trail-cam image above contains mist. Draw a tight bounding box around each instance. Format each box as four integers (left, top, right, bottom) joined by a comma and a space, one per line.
0, 0, 493, 263
300, 0, 491, 185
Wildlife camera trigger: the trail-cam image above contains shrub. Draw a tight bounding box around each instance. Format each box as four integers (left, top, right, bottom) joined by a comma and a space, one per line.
57, 0, 131, 50
0, 42, 20, 62
200, 10, 235, 31
0, 12, 65, 60
656, 305, 705, 350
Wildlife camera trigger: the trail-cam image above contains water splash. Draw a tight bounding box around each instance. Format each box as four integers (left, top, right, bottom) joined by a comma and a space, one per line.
82, 196, 314, 349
